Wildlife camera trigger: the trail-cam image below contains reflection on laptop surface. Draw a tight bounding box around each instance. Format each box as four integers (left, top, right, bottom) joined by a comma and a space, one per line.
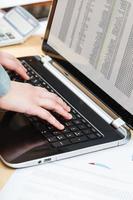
0, 0, 132, 168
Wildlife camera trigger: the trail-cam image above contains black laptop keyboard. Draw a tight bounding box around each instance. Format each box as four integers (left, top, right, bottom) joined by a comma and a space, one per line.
8, 60, 104, 149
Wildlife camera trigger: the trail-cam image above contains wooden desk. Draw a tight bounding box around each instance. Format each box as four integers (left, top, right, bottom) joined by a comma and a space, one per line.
0, 35, 44, 190
1, 35, 43, 57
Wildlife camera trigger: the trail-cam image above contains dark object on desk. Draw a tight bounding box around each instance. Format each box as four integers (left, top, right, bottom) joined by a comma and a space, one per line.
25, 6, 50, 21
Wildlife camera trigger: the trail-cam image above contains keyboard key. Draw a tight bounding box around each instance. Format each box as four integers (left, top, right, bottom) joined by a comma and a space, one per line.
74, 131, 84, 137
50, 89, 54, 93
47, 126, 55, 131
40, 130, 50, 135
70, 126, 79, 132
76, 114, 81, 118
35, 74, 38, 78
95, 132, 103, 138
78, 124, 87, 130
81, 119, 86, 123
91, 128, 96, 133
65, 121, 73, 127
56, 135, 66, 140
42, 82, 46, 87
72, 109, 77, 114
73, 120, 82, 125
43, 132, 53, 138
71, 113, 77, 120
47, 136, 57, 143
61, 128, 70, 134
53, 131, 61, 136
51, 141, 62, 148
65, 132, 75, 138
70, 136, 88, 144
52, 140, 71, 148
86, 123, 92, 128
83, 129, 91, 134
46, 85, 50, 89
87, 133, 97, 140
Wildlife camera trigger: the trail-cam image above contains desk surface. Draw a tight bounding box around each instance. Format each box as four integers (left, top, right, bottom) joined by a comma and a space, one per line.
0, 35, 44, 189
1, 35, 43, 57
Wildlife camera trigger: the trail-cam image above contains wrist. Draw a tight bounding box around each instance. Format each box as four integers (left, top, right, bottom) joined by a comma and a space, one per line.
0, 52, 4, 63
0, 66, 11, 97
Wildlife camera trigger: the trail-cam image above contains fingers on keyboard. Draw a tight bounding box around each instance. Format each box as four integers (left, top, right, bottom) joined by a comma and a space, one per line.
35, 107, 64, 130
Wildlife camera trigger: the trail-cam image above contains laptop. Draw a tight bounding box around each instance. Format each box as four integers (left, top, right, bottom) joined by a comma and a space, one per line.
0, 0, 132, 168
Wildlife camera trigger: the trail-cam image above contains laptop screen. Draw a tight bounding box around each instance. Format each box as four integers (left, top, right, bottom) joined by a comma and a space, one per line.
43, 0, 133, 127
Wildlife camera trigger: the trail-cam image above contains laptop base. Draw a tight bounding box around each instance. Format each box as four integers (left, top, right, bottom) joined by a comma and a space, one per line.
0, 56, 130, 168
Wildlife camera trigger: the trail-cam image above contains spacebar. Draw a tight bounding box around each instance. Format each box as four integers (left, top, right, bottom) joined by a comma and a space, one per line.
57, 140, 97, 152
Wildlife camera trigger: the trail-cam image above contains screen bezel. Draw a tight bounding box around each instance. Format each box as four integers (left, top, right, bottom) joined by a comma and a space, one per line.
42, 0, 133, 128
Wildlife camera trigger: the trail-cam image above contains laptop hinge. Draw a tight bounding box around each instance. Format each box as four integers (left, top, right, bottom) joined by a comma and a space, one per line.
111, 118, 126, 129
41, 55, 52, 64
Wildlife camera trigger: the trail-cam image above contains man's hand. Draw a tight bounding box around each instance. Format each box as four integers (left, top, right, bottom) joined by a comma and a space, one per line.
0, 51, 29, 80
0, 81, 72, 130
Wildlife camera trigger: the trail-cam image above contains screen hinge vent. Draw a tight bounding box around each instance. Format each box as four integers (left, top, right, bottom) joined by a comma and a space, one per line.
111, 118, 126, 129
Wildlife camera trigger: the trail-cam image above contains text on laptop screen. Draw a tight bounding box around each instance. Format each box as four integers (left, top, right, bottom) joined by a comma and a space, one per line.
48, 0, 133, 115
